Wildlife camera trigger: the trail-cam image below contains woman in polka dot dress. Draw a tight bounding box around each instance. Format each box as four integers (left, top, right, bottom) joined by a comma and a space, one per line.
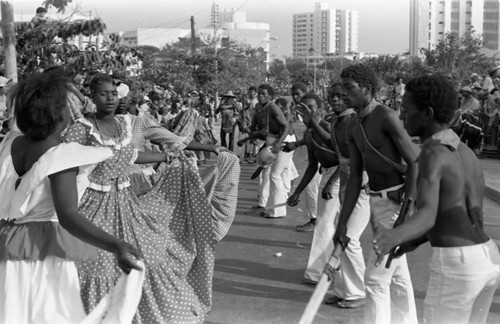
64, 74, 216, 323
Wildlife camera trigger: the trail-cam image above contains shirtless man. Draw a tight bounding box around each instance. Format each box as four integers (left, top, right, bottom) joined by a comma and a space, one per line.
286, 93, 342, 284
283, 83, 320, 232
248, 84, 290, 218
333, 64, 419, 324
373, 74, 500, 324
296, 85, 370, 307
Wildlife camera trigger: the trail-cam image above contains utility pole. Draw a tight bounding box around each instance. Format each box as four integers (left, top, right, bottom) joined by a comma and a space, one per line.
88, 11, 92, 48
190, 16, 196, 56
1, 1, 18, 83
211, 2, 219, 108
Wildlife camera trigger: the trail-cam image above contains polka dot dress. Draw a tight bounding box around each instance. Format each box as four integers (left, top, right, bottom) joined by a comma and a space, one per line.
64, 115, 216, 324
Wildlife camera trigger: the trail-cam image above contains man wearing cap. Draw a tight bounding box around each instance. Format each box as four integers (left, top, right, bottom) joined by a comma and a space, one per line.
31, 7, 48, 25
215, 90, 241, 151
455, 86, 483, 156
483, 67, 500, 92
460, 86, 481, 114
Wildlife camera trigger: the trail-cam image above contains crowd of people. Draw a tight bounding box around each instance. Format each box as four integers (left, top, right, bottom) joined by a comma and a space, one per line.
0, 60, 499, 324
380, 67, 500, 159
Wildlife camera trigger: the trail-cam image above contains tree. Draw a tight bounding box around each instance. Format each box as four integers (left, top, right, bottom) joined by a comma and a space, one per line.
421, 31, 496, 80
42, 0, 73, 13
15, 18, 108, 76
267, 59, 288, 81
363, 55, 406, 84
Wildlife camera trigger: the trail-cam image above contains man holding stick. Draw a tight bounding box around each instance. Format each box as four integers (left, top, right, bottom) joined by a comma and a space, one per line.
295, 86, 370, 308
333, 64, 419, 324
287, 93, 341, 285
373, 74, 500, 324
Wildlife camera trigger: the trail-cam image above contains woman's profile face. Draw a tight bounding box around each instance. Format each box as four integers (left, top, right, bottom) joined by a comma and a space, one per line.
92, 81, 119, 114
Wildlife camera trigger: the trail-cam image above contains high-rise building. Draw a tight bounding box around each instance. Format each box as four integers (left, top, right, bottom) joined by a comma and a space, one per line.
292, 2, 358, 58
483, 0, 500, 51
409, 0, 430, 56
409, 0, 500, 56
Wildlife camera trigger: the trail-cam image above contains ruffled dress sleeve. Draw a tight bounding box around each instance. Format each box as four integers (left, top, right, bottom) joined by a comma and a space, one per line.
139, 115, 191, 152
64, 115, 138, 192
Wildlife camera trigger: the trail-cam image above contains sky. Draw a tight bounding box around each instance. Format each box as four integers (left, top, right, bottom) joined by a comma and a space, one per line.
10, 0, 410, 57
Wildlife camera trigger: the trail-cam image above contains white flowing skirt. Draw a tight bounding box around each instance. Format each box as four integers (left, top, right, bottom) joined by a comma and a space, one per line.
0, 256, 144, 324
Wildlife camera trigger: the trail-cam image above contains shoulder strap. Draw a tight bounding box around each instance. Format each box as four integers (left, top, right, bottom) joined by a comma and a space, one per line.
358, 120, 407, 174
331, 123, 350, 164
307, 129, 337, 156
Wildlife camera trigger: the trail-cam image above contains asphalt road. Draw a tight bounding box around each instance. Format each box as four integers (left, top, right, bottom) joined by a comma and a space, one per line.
205, 122, 500, 324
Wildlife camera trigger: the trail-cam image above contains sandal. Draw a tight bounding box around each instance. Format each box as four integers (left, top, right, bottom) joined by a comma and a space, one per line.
296, 220, 316, 232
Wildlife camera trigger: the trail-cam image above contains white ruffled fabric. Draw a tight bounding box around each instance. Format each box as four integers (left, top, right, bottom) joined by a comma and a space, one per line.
0, 132, 113, 223
0, 132, 145, 323
0, 257, 145, 324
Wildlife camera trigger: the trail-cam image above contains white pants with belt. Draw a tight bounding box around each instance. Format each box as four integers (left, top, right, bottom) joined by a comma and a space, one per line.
258, 135, 296, 217
304, 167, 370, 301
424, 239, 500, 324
330, 168, 370, 300
363, 196, 417, 324
303, 167, 343, 281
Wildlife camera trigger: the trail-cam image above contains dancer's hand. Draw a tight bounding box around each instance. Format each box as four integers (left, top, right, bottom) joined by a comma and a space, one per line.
270, 143, 282, 154
297, 103, 313, 127
321, 182, 334, 200
372, 224, 396, 267
282, 142, 297, 152
212, 145, 229, 155
393, 241, 418, 259
115, 241, 143, 274
333, 224, 349, 250
287, 192, 300, 206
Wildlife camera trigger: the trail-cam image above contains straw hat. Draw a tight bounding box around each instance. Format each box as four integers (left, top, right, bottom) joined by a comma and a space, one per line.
221, 90, 236, 98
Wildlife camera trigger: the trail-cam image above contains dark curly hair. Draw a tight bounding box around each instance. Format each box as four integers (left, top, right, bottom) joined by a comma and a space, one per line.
291, 82, 308, 93
405, 74, 458, 124
258, 84, 274, 97
275, 97, 288, 108
89, 74, 115, 97
14, 72, 73, 141
340, 64, 378, 96
301, 92, 323, 109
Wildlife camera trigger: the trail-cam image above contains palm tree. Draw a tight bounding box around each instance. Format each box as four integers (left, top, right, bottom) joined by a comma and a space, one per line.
267, 59, 289, 81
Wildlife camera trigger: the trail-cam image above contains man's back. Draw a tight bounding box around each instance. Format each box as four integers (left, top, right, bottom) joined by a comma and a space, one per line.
424, 140, 489, 247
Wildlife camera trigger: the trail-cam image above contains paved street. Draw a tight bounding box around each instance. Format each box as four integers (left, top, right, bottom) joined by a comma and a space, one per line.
205, 122, 500, 324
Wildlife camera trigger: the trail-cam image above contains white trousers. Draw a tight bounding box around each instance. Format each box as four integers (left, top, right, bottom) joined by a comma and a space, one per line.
302, 170, 321, 221
304, 167, 370, 301
258, 150, 294, 217
363, 196, 417, 324
303, 167, 341, 280
283, 158, 299, 193
424, 239, 500, 324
